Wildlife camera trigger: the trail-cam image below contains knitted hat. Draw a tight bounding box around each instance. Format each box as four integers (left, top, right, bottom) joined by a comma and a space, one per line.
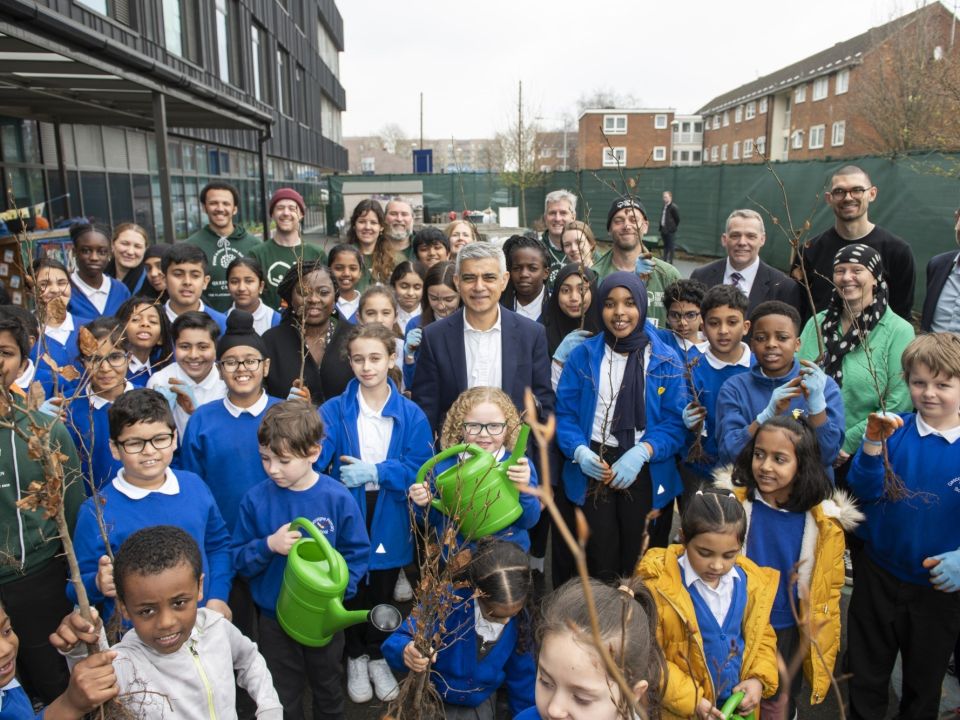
217, 310, 267, 358
833, 243, 883, 280
606, 197, 647, 230
269, 188, 306, 215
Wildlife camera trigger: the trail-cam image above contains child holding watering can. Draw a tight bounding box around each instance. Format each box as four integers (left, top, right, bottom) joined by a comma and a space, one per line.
382, 539, 536, 719
318, 323, 433, 705
636, 488, 779, 720
407, 386, 541, 551
512, 576, 666, 720
233, 401, 369, 720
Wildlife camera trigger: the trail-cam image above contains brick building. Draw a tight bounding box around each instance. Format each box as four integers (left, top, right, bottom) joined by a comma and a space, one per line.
699, 3, 957, 164
577, 109, 675, 170
343, 136, 501, 175
533, 130, 578, 172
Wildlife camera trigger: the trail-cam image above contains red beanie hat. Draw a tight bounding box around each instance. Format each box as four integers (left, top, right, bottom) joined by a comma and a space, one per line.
269, 188, 306, 215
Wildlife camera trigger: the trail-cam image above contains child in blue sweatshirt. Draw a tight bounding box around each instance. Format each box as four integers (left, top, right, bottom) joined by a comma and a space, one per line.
233, 400, 369, 720
69, 388, 233, 623
716, 300, 845, 480
382, 539, 536, 718
846, 333, 960, 720
29, 258, 81, 399
66, 224, 130, 327
318, 322, 432, 704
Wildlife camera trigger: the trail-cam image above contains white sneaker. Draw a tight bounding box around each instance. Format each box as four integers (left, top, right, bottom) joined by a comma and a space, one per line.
368, 658, 400, 701
393, 570, 413, 602
347, 655, 373, 703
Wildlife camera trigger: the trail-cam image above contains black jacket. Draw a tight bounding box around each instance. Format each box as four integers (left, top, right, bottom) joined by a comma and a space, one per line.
261, 315, 354, 405
659, 202, 680, 235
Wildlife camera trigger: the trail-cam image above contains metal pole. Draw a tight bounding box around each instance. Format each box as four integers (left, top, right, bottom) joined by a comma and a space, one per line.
53, 121, 71, 218
419, 92, 424, 149
259, 129, 270, 242
152, 92, 175, 245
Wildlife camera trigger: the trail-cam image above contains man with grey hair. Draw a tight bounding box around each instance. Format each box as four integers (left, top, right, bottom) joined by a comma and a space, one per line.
542, 189, 577, 286
411, 242, 554, 431
691, 208, 801, 315
384, 198, 415, 259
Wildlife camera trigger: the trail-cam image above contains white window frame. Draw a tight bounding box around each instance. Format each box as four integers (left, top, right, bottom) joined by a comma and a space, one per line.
812, 77, 828, 101
603, 115, 627, 135
712, 115, 720, 130
721, 143, 728, 161
831, 121, 846, 147
756, 135, 766, 155
711, 146, 719, 161
759, 97, 768, 113
791, 130, 804, 149
735, 105, 743, 123
745, 101, 756, 120
795, 85, 806, 103
215, 0, 231, 84
722, 111, 730, 127
602, 147, 626, 167
653, 146, 666, 161
809, 124, 825, 149
732, 141, 740, 159
836, 68, 849, 94
654, 114, 668, 129
743, 138, 754, 158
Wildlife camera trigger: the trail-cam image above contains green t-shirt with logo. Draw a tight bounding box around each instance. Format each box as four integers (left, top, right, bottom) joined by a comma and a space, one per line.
187, 225, 262, 312
592, 250, 681, 329
248, 239, 326, 310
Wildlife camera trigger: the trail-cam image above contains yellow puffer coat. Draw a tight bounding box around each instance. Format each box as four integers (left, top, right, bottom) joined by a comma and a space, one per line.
714, 479, 863, 705
637, 545, 780, 720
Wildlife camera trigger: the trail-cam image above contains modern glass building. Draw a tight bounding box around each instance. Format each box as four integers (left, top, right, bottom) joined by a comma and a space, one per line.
0, 0, 346, 240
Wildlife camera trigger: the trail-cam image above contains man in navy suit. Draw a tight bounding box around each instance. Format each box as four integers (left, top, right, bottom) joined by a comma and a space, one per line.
411, 242, 554, 433
690, 209, 803, 316
921, 208, 960, 332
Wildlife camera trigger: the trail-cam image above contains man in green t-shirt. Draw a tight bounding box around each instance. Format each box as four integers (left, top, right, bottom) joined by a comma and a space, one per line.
186, 181, 261, 312
248, 188, 325, 310
592, 197, 681, 328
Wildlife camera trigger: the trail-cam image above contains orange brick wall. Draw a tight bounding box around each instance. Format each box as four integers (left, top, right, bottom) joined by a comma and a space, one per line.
578, 112, 674, 170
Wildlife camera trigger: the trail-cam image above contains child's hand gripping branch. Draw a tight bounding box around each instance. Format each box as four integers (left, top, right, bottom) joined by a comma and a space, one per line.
95, 555, 115, 598
402, 642, 436, 673
267, 523, 303, 556
46, 608, 120, 718
574, 445, 613, 484
286, 379, 311, 403
683, 402, 707, 431
609, 442, 653, 490
756, 376, 804, 425
798, 360, 829, 417
862, 411, 903, 454
49, 608, 104, 655
339, 455, 378, 488
404, 327, 423, 359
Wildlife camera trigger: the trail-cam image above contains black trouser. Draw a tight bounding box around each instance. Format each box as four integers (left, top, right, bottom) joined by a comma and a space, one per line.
659, 231, 676, 264
581, 442, 653, 584
259, 614, 345, 720
0, 557, 72, 703
760, 625, 802, 719
846, 551, 960, 720
230, 576, 258, 640
550, 476, 579, 589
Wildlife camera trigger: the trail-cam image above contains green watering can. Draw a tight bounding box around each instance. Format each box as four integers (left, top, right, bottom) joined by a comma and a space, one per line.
719, 692, 755, 720
417, 425, 530, 540
276, 517, 402, 647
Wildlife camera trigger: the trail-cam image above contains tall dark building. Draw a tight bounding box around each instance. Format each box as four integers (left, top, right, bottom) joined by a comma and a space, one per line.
0, 0, 346, 240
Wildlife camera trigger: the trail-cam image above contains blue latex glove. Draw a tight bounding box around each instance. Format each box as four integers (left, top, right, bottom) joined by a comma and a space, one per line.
928, 549, 960, 593
153, 384, 179, 410
609, 443, 652, 490
553, 330, 591, 364
340, 456, 378, 488
756, 382, 802, 424
682, 402, 707, 431
635, 256, 656, 276
799, 362, 828, 414
168, 380, 197, 413
573, 445, 608, 481
404, 327, 423, 356
38, 397, 63, 418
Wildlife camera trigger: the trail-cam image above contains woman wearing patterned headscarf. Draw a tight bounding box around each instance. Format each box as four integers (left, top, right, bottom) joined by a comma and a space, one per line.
799, 243, 914, 475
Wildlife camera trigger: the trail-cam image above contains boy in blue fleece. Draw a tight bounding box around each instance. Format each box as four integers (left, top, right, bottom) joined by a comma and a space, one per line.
846, 333, 960, 719
715, 300, 844, 479
69, 389, 233, 623
233, 400, 369, 720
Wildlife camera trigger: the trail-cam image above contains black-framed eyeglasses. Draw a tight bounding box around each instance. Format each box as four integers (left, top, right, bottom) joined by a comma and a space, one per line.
218, 357, 265, 372
84, 351, 129, 369
462, 422, 507, 436
829, 186, 871, 200
115, 433, 175, 454
668, 310, 700, 322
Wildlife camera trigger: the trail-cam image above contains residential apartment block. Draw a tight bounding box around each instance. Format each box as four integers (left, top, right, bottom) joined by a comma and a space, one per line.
534, 130, 578, 172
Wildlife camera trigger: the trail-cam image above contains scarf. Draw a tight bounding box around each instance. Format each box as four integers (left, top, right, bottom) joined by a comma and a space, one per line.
595, 272, 649, 449
542, 263, 600, 355
820, 243, 888, 386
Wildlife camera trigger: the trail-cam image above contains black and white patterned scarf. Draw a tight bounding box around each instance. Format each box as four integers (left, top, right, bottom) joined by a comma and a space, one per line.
820, 243, 887, 386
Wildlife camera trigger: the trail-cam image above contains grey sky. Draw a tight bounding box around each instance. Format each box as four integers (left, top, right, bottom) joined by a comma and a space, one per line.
340, 0, 951, 139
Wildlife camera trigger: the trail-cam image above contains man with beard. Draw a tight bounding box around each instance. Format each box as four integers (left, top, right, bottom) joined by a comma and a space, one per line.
248, 188, 325, 310
792, 165, 915, 319
383, 198, 415, 260
592, 198, 681, 328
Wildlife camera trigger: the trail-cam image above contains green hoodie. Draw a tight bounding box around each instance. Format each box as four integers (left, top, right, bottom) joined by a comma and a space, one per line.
187, 225, 262, 312
0, 411, 83, 584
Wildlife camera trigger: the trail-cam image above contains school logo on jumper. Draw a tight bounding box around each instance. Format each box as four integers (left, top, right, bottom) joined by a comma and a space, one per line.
313, 516, 335, 535
948, 477, 960, 493
268, 261, 292, 288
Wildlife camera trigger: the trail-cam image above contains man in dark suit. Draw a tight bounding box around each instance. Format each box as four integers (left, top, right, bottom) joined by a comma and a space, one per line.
690, 209, 802, 316
658, 191, 680, 264
411, 242, 554, 434
921, 208, 960, 332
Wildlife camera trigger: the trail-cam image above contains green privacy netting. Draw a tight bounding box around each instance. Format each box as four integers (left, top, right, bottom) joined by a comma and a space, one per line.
327, 153, 960, 313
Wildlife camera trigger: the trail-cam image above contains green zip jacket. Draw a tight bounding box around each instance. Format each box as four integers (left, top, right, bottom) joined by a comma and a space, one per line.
187, 225, 262, 312
0, 411, 83, 584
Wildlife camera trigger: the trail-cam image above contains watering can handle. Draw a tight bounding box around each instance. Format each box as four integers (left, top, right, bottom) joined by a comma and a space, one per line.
719, 691, 749, 720
415, 443, 480, 485
288, 517, 342, 586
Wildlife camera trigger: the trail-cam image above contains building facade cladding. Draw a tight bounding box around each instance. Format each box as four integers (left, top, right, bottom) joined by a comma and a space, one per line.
577, 110, 675, 170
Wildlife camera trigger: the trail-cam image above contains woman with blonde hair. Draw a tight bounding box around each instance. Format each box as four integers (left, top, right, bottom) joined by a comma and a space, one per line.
106, 222, 149, 294
444, 219, 480, 257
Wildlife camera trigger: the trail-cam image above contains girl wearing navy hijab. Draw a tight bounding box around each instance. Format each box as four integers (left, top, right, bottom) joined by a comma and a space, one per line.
555, 271, 687, 582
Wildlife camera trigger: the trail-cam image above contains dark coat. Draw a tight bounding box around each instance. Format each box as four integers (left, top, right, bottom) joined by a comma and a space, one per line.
921, 250, 959, 331
261, 315, 353, 405
659, 202, 680, 235
691, 258, 803, 317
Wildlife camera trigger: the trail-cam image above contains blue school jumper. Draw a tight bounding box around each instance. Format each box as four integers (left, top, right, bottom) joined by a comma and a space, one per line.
69, 469, 233, 621
30, 320, 81, 399
381, 587, 536, 716
401, 316, 422, 390
684, 565, 748, 703
654, 327, 702, 365
554, 324, 688, 507
65, 391, 126, 494
0, 680, 36, 720
848, 413, 960, 585
232, 475, 370, 614
177, 394, 282, 532
746, 501, 805, 629
318, 378, 432, 571
715, 359, 845, 479
67, 277, 130, 326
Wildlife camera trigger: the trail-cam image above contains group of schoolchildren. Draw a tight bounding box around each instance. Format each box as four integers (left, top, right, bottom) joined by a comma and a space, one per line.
1, 186, 959, 720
